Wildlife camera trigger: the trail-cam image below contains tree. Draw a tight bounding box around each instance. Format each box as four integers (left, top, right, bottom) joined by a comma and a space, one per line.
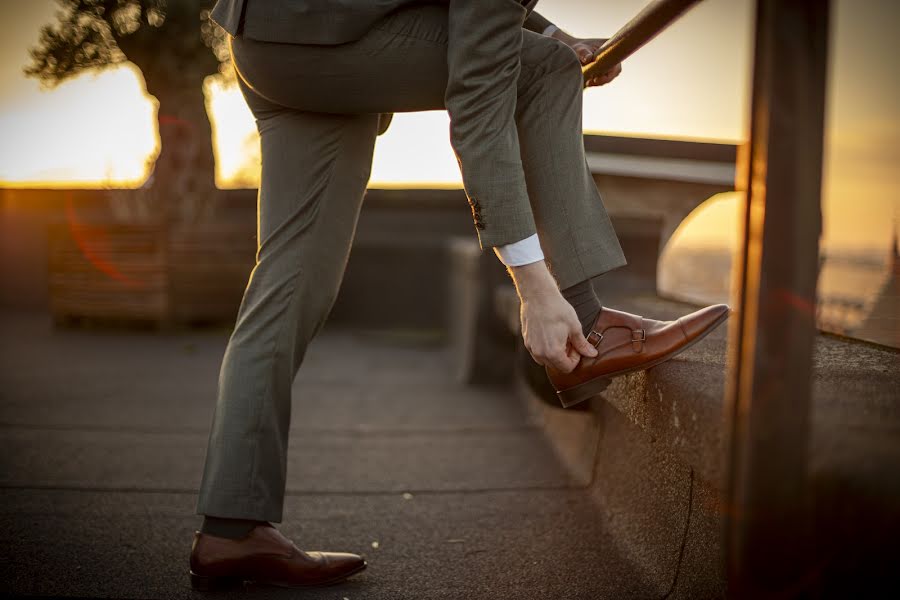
26, 0, 229, 222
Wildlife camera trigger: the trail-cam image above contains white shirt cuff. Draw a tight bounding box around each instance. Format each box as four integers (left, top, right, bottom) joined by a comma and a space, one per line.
542, 24, 559, 37
493, 233, 545, 267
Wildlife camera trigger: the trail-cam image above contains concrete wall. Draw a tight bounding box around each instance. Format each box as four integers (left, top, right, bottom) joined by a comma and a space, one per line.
1, 187, 666, 330
518, 291, 900, 597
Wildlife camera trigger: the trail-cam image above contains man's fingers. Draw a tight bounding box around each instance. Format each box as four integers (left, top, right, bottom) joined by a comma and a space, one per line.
585, 63, 623, 88
530, 343, 579, 373
547, 349, 578, 373
571, 331, 599, 358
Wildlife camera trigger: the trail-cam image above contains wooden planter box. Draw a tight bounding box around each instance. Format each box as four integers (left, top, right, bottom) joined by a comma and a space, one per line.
167, 224, 257, 323
48, 220, 256, 327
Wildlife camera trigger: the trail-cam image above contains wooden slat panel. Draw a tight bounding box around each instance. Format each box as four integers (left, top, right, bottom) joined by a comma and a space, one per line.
47, 222, 170, 323
47, 219, 259, 326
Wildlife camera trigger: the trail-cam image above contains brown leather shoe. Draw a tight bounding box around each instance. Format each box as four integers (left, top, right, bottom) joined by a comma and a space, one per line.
189, 523, 366, 590
547, 304, 730, 408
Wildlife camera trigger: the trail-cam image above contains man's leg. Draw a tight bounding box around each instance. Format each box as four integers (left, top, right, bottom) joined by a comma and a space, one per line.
195, 85, 380, 525
514, 30, 627, 324
227, 5, 625, 332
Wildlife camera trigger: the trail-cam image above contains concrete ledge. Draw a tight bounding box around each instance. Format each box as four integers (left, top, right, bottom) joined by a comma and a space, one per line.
594, 295, 900, 496
447, 238, 518, 384
512, 292, 900, 596
519, 350, 723, 598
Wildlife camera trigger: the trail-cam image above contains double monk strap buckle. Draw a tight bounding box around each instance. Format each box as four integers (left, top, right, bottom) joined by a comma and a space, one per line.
586, 330, 604, 348
631, 329, 646, 352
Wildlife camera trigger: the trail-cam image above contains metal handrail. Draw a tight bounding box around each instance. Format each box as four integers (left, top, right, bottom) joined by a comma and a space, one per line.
582, 0, 703, 81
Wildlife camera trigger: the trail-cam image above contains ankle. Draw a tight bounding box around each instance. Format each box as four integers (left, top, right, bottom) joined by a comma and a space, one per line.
201, 516, 269, 539
560, 279, 602, 336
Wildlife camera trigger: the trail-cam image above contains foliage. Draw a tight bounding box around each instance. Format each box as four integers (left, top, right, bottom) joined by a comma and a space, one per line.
25, 1, 230, 220
25, 0, 226, 88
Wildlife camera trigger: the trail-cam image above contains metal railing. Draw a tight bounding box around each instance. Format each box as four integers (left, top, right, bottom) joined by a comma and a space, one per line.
582, 0, 702, 81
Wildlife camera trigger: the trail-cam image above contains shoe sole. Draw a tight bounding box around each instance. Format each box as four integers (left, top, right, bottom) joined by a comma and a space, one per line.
190, 562, 367, 591
556, 309, 730, 408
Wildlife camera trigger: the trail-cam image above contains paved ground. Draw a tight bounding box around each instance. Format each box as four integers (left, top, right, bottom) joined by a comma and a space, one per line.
0, 311, 647, 599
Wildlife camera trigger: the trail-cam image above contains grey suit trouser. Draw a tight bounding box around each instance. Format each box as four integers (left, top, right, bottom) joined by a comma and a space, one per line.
196, 2, 626, 522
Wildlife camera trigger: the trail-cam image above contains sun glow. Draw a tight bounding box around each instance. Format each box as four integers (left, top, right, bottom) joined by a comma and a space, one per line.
1, 60, 747, 190
1, 0, 755, 190
206, 76, 465, 189
0, 64, 157, 188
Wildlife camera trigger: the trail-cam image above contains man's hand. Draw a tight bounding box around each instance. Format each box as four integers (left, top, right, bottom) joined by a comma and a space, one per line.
508, 261, 598, 373
550, 29, 623, 88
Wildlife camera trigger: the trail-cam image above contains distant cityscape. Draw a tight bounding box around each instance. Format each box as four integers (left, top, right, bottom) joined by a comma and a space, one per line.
660, 240, 899, 349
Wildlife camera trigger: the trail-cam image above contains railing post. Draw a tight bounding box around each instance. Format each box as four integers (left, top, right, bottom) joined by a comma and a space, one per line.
725, 0, 830, 597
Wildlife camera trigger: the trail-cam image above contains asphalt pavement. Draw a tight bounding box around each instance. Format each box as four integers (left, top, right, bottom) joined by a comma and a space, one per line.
0, 311, 647, 599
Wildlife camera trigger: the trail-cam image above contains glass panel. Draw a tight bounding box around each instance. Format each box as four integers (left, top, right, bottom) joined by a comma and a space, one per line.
817, 0, 899, 348
659, 0, 899, 349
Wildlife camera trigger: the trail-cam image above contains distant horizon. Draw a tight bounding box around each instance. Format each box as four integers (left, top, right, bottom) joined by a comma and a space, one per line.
666, 240, 897, 260
0, 129, 742, 191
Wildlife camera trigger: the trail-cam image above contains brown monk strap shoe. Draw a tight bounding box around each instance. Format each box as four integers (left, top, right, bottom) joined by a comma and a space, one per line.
189, 522, 366, 590
547, 304, 730, 408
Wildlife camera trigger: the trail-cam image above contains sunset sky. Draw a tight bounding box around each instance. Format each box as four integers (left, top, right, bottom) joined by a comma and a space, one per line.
0, 0, 897, 252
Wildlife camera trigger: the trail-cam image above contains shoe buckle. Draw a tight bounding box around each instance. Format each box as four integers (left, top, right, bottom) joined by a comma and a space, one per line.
631, 329, 646, 352
586, 330, 604, 348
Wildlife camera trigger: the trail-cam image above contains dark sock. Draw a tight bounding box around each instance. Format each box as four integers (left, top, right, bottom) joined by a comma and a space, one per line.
201, 516, 268, 539
561, 279, 602, 336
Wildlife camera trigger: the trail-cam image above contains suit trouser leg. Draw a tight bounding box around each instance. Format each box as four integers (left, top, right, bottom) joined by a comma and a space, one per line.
196, 83, 380, 522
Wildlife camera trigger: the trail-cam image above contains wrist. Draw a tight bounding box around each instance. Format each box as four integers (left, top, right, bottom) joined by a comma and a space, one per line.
509, 261, 560, 301
550, 28, 576, 45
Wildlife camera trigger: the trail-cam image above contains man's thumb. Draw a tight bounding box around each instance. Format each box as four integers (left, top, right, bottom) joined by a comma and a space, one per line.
572, 331, 598, 358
